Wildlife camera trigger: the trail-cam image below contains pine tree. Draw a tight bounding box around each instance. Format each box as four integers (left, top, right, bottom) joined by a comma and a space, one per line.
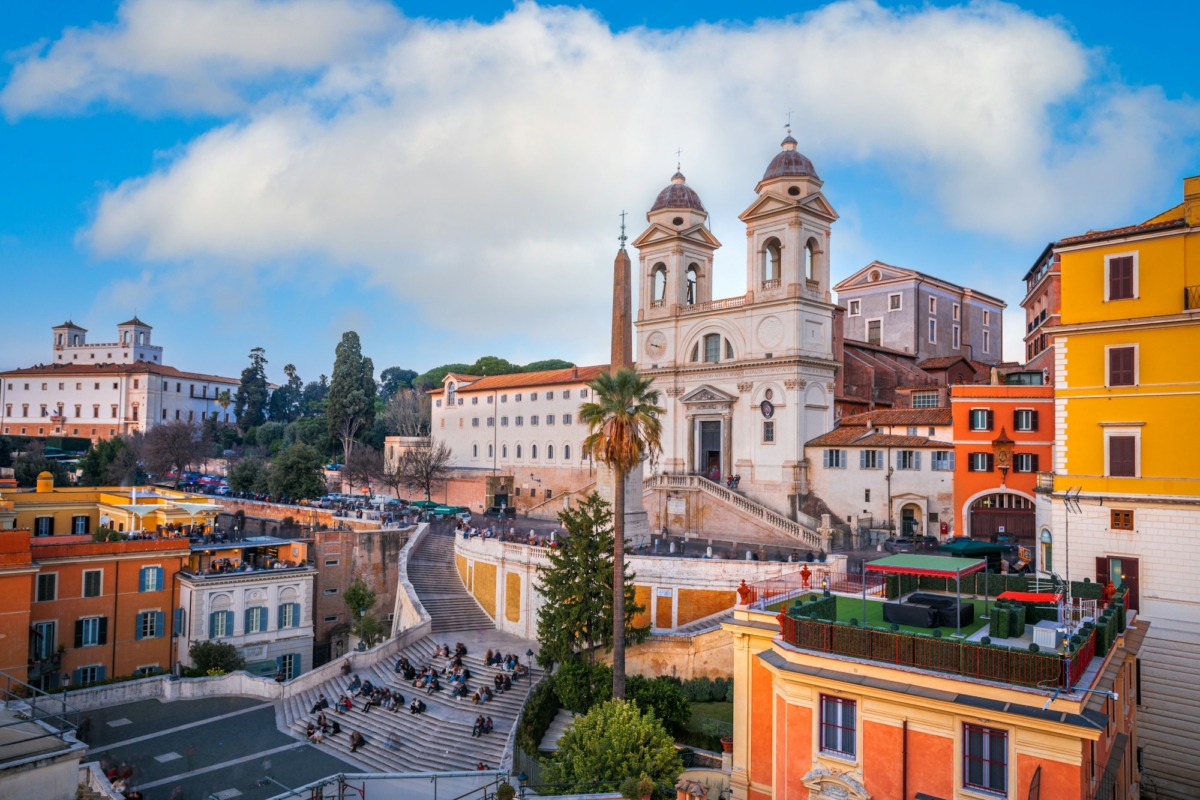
326, 332, 377, 464
234, 347, 270, 431
535, 493, 647, 667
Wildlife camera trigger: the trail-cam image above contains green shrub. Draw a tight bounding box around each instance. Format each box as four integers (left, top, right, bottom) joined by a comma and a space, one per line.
189, 641, 246, 674
1028, 642, 1039, 653
787, 593, 836, 622
989, 604, 1011, 639
516, 675, 560, 754
918, 575, 948, 592
1071, 580, 1104, 600
628, 675, 690, 735
555, 659, 613, 714
885, 574, 899, 600
1010, 603, 1026, 638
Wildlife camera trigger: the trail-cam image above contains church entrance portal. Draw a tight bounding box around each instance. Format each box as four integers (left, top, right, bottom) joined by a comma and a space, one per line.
699, 420, 722, 481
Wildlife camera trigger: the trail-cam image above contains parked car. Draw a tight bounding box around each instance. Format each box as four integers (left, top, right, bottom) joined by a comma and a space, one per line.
916, 535, 939, 550
884, 536, 917, 553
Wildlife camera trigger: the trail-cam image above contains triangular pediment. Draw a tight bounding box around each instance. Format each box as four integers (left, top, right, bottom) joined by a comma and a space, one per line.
631, 222, 722, 250
739, 189, 839, 224
833, 261, 918, 291
680, 384, 737, 404
798, 191, 839, 221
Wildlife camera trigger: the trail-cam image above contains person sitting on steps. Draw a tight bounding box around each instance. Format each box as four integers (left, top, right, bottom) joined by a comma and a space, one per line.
409, 698, 427, 715
472, 715, 485, 737
349, 731, 366, 753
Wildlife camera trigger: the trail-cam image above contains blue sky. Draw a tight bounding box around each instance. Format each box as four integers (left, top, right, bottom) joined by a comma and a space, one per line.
2, 0, 1197, 385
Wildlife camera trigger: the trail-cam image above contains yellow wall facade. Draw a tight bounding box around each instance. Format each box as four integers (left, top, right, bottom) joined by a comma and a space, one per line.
505, 571, 521, 623
473, 560, 497, 618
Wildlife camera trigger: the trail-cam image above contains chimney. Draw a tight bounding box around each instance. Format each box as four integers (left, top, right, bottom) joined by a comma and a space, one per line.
1185, 175, 1200, 227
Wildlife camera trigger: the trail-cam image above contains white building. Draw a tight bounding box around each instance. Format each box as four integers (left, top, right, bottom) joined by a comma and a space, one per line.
1, 318, 240, 441
804, 408, 956, 538
176, 536, 315, 679
634, 134, 839, 520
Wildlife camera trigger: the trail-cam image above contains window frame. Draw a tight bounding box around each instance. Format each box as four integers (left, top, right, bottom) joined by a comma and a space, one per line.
969, 408, 993, 431
1111, 509, 1134, 531
847, 299, 861, 317
1105, 344, 1138, 387
762, 420, 775, 444
887, 292, 902, 311
1105, 430, 1140, 478
931, 451, 955, 471
83, 569, 103, 598
928, 317, 937, 343
36, 573, 57, 602
962, 723, 1008, 795
866, 318, 883, 347
1104, 251, 1138, 302
819, 695, 857, 759
1013, 408, 1036, 432
911, 392, 938, 409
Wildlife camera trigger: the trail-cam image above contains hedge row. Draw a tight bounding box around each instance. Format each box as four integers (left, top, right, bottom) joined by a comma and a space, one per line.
884, 574, 920, 599
515, 675, 560, 755
680, 676, 733, 703
988, 602, 1027, 640
786, 593, 837, 622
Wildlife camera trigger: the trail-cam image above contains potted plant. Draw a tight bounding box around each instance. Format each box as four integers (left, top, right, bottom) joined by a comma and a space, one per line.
720, 735, 734, 753
620, 773, 656, 800
496, 783, 516, 800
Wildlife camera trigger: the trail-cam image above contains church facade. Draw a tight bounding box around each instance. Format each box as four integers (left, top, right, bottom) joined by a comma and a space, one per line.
634, 136, 839, 519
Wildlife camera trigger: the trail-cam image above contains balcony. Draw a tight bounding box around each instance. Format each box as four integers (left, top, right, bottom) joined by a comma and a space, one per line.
27, 652, 62, 682
1185, 285, 1200, 311
761, 278, 781, 290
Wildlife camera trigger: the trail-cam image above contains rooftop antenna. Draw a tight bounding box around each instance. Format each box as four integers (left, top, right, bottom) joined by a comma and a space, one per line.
618, 210, 627, 250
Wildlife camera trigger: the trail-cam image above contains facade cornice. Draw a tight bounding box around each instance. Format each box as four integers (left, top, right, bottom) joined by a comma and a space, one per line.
1049, 311, 1200, 336
1053, 224, 1196, 254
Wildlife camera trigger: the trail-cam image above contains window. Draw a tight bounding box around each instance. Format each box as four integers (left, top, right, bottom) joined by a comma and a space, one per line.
324, 587, 339, 595
501, 394, 507, 402
725, 339, 734, 360
487, 396, 493, 404
888, 293, 901, 311
76, 617, 105, 647
278, 653, 299, 680
928, 318, 937, 343
896, 451, 919, 470
1014, 408, 1037, 431
515, 416, 523, 426
547, 444, 554, 460
472, 444, 478, 457
820, 696, 856, 758
931, 451, 955, 471
860, 450, 882, 470
580, 389, 588, 398
963, 724, 1007, 794
487, 417, 494, 427
471, 418, 479, 427
867, 319, 881, 346
864, 489, 870, 502
1107, 254, 1136, 301
1013, 453, 1038, 472
928, 296, 936, 313
531, 392, 538, 401
762, 420, 775, 443
72, 515, 90, 534
488, 444, 494, 458
245, 606, 267, 634
823, 450, 846, 468
907, 426, 918, 436
969, 409, 993, 431
515, 394, 522, 401
547, 415, 555, 425
848, 300, 861, 316
324, 559, 340, 567
982, 330, 990, 354
911, 392, 938, 409
83, 570, 102, 598
93, 405, 99, 418
323, 615, 339, 624
1108, 346, 1136, 386
137, 611, 161, 639
1109, 435, 1137, 477
501, 417, 508, 426
516, 445, 523, 459
531, 415, 539, 426
531, 444, 538, 459
563, 413, 572, 425
1111, 509, 1134, 530
502, 445, 508, 458
704, 333, 721, 363
139, 566, 163, 592
36, 573, 57, 602
968, 453, 994, 472
75, 665, 103, 685
436, 399, 442, 407
563, 444, 571, 460
472, 396, 478, 404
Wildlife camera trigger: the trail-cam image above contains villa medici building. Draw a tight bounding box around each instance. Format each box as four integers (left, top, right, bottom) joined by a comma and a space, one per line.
633, 134, 838, 517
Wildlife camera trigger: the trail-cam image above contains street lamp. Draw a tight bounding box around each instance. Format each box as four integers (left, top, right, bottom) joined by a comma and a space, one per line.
517, 771, 529, 799
357, 606, 367, 651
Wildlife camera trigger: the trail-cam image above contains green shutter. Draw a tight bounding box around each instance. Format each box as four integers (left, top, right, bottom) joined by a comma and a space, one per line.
135, 613, 144, 640
277, 605, 284, 630
292, 603, 301, 627
225, 611, 234, 636
72, 668, 82, 685
138, 568, 147, 592
96, 665, 106, 682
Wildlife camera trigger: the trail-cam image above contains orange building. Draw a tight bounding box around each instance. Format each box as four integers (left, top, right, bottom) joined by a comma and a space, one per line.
726, 580, 1146, 800
0, 528, 189, 689
950, 383, 1054, 545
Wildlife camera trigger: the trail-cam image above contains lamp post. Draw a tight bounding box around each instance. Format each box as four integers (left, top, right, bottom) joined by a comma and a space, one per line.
357, 606, 367, 651
517, 771, 529, 799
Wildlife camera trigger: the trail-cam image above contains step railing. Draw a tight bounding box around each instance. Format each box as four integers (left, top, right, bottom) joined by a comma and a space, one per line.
646, 474, 821, 548
0, 669, 80, 755
523, 481, 596, 517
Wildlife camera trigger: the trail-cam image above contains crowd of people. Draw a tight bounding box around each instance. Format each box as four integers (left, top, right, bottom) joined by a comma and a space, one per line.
456, 518, 562, 548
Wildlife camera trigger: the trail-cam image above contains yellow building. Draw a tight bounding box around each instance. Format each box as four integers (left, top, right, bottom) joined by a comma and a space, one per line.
1050, 175, 1200, 799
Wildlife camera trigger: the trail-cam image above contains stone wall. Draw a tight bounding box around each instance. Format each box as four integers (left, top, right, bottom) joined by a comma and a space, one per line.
643, 485, 817, 550
311, 526, 412, 654
211, 497, 382, 532
618, 626, 734, 680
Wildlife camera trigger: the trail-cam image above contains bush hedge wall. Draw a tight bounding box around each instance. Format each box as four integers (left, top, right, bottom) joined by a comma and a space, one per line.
787, 593, 837, 621
516, 675, 560, 755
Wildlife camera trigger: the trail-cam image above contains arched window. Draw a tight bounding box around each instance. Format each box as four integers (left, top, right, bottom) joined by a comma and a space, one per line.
488, 444, 494, 458
447, 382, 456, 405
502, 445, 508, 459
805, 238, 817, 280
531, 444, 538, 459
763, 238, 782, 285
564, 444, 571, 461
547, 444, 554, 460
704, 333, 721, 363
725, 339, 734, 360
516, 444, 522, 459
472, 444, 478, 457
652, 263, 667, 305
686, 265, 699, 305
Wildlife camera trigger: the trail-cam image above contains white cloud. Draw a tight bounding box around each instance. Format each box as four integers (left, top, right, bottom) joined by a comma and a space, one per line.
8, 0, 1197, 360
0, 0, 399, 117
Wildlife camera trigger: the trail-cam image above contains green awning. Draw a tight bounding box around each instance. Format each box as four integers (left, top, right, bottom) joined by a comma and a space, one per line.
937, 539, 1012, 557
409, 500, 440, 509
865, 554, 986, 578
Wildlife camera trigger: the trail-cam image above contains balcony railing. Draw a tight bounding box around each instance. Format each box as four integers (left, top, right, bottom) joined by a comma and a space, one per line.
1185, 285, 1200, 311
761, 278, 781, 290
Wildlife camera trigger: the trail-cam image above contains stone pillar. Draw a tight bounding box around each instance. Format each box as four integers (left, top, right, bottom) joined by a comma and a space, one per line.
686, 416, 695, 473
722, 413, 732, 482
611, 247, 633, 370
819, 513, 834, 553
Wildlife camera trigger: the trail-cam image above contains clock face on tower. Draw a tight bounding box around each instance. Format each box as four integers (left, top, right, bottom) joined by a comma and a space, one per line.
644, 332, 667, 359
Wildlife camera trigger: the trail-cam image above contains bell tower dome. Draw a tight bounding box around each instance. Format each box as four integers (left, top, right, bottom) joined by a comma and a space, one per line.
633, 170, 722, 321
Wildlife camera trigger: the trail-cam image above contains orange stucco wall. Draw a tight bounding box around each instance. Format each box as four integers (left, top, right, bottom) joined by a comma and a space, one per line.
908, 728, 954, 800
749, 659, 774, 788
1019, 752, 1084, 800
863, 720, 902, 799
631, 585, 651, 629
677, 588, 734, 626
781, 699, 812, 798
655, 590, 673, 628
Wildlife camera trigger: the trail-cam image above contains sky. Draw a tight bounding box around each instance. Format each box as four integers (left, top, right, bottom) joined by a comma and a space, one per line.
1, 0, 1197, 386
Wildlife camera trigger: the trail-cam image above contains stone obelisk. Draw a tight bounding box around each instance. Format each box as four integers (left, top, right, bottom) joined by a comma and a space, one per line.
597, 216, 650, 545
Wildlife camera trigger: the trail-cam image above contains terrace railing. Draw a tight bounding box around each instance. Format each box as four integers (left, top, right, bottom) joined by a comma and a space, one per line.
747, 570, 884, 611
777, 614, 1097, 691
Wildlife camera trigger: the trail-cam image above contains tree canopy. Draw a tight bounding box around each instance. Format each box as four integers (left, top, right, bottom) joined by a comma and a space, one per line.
326, 331, 377, 464
234, 347, 270, 430
13, 446, 71, 488
379, 367, 418, 400
268, 443, 327, 499
413, 356, 576, 391
144, 420, 203, 487
268, 363, 305, 423
542, 699, 682, 790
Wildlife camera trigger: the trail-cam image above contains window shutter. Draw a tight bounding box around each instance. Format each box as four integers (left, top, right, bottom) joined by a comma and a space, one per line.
823, 450, 830, 468
1096, 557, 1108, 584
1031, 454, 1040, 472
97, 617, 107, 646
245, 608, 252, 634
138, 568, 147, 593
209, 612, 217, 639
277, 605, 285, 630
914, 452, 921, 471
986, 454, 995, 472
96, 665, 107, 682
840, 450, 848, 469
173, 608, 183, 637
74, 620, 84, 649
948, 452, 956, 470
1030, 410, 1039, 431
155, 611, 165, 638
1110, 436, 1136, 476
135, 614, 144, 640
155, 567, 164, 590
859, 450, 866, 469
225, 611, 235, 636
72, 668, 82, 685
986, 410, 994, 431
291, 603, 301, 627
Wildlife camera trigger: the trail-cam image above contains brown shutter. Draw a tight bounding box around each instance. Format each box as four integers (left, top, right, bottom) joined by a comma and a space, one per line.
1096, 556, 1109, 584
986, 453, 995, 472
1030, 410, 1039, 431
1110, 436, 1136, 477
986, 410, 994, 430
1030, 453, 1039, 472
1109, 347, 1134, 386
1122, 558, 1140, 611
1109, 256, 1134, 300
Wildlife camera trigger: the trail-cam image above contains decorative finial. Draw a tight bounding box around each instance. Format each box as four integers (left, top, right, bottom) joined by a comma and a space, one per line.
675, 148, 682, 172
618, 210, 628, 250
785, 109, 793, 135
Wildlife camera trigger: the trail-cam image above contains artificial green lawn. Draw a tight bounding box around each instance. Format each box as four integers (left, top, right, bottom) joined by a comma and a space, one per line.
690, 701, 733, 726
767, 594, 991, 638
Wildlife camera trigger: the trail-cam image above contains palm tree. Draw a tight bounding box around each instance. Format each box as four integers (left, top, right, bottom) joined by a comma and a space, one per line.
215, 389, 233, 423
580, 368, 663, 699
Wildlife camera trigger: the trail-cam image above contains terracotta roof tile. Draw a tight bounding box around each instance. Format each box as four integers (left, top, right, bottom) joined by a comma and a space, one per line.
806, 427, 951, 448
838, 408, 952, 426
1058, 217, 1187, 246
916, 356, 974, 370
2, 361, 239, 384
430, 365, 607, 394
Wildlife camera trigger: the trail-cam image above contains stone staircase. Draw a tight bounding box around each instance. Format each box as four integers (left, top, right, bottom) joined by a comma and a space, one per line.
408, 528, 495, 633
645, 473, 823, 549
281, 636, 542, 773
537, 708, 577, 753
